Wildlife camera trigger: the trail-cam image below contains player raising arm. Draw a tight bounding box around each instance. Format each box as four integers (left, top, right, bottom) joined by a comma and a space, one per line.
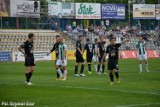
101, 37, 130, 85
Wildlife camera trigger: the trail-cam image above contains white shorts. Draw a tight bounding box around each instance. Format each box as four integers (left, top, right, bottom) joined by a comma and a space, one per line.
138, 54, 147, 60
56, 59, 67, 67
92, 55, 99, 62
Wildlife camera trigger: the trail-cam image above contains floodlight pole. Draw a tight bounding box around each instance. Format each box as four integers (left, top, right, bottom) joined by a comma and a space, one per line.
128, 0, 131, 27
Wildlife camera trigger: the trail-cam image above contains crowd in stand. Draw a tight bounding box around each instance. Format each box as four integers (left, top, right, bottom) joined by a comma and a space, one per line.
65, 24, 160, 48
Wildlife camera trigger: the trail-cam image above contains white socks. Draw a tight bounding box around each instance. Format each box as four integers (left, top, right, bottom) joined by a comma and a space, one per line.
145, 64, 148, 70
139, 64, 142, 72
94, 65, 97, 72
63, 70, 67, 79
57, 68, 63, 78
139, 63, 149, 72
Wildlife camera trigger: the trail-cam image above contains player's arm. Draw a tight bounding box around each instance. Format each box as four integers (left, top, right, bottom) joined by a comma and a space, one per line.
83, 44, 87, 53
47, 44, 56, 55
121, 39, 130, 45
76, 42, 83, 55
18, 43, 26, 58
101, 53, 107, 63
101, 46, 109, 62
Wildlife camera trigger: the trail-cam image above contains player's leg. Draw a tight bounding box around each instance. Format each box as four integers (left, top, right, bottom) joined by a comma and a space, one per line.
56, 60, 63, 78
55, 60, 60, 80
143, 55, 149, 72
80, 61, 86, 76
25, 67, 31, 83
138, 55, 143, 73
93, 56, 98, 72
87, 55, 92, 74
97, 57, 102, 74
139, 60, 143, 73
113, 60, 120, 83
74, 62, 80, 76
108, 61, 114, 85
109, 70, 114, 85
62, 60, 67, 80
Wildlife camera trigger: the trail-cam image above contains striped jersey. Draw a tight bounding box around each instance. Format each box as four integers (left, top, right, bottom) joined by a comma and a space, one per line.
136, 41, 146, 55
58, 43, 67, 60
93, 44, 98, 56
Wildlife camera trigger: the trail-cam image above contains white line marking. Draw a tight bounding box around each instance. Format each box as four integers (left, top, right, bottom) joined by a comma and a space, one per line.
116, 103, 160, 107
0, 83, 160, 96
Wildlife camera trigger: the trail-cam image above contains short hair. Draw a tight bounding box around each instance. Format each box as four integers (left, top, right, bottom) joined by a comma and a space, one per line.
86, 38, 90, 42
94, 38, 98, 41
56, 35, 60, 38
28, 33, 34, 39
110, 37, 115, 41
79, 35, 82, 38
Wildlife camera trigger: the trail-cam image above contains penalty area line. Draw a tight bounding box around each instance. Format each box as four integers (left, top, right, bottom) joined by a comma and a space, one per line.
116, 103, 160, 107
0, 83, 160, 96
34, 83, 160, 96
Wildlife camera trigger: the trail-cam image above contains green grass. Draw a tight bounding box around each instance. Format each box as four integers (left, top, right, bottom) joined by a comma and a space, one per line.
0, 59, 160, 107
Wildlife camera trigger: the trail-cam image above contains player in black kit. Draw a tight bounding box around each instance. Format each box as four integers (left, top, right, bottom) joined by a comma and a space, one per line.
74, 35, 86, 77
101, 37, 130, 85
47, 35, 63, 80
97, 36, 107, 74
18, 33, 35, 85
84, 38, 93, 74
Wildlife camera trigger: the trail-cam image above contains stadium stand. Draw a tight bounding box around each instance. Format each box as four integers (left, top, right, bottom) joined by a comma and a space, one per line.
64, 30, 159, 51
0, 30, 76, 52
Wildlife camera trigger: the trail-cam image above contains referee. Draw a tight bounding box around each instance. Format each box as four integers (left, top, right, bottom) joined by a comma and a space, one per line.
101, 37, 130, 85
18, 33, 35, 85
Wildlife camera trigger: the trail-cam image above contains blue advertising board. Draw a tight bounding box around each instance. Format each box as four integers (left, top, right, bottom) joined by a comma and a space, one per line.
0, 52, 10, 62
101, 4, 125, 19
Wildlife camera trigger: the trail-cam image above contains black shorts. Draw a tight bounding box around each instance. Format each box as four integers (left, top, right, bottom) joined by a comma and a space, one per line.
108, 60, 118, 70
25, 57, 35, 67
76, 54, 84, 63
99, 54, 106, 62
86, 54, 93, 62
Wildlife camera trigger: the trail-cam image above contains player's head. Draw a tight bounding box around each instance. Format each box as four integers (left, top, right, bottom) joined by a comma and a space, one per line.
86, 38, 90, 43
79, 35, 83, 41
94, 38, 98, 44
28, 33, 34, 42
59, 36, 63, 43
110, 37, 116, 45
139, 36, 143, 42
99, 36, 104, 42
56, 35, 60, 42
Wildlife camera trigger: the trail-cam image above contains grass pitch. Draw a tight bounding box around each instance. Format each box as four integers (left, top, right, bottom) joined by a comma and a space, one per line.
0, 59, 160, 107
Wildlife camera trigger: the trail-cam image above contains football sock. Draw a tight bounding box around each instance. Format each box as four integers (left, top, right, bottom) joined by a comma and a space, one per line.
139, 64, 142, 71
60, 68, 64, 73
25, 73, 30, 82
28, 72, 32, 80
75, 65, 78, 74
102, 64, 105, 73
57, 72, 60, 78
64, 70, 67, 79
88, 64, 91, 71
98, 64, 100, 72
114, 71, 119, 79
94, 64, 97, 72
57, 68, 63, 78
80, 64, 85, 74
145, 64, 148, 70
109, 72, 114, 82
